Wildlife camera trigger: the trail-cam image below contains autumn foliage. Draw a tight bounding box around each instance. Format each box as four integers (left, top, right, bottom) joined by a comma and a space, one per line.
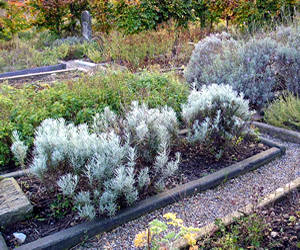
0, 1, 30, 39
0, 0, 299, 38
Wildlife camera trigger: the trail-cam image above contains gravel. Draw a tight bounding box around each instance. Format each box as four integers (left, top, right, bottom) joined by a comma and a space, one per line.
74, 136, 299, 250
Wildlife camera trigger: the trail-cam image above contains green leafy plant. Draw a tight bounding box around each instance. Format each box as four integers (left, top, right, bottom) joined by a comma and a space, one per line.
50, 194, 76, 219
202, 214, 266, 249
28, 0, 89, 35
134, 213, 200, 249
264, 93, 300, 131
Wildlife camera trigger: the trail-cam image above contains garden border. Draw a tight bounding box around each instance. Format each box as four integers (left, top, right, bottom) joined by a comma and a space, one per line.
0, 64, 67, 79
1, 169, 29, 179
253, 121, 300, 144
4, 137, 284, 250
174, 176, 300, 248
0, 69, 77, 82
0, 233, 8, 250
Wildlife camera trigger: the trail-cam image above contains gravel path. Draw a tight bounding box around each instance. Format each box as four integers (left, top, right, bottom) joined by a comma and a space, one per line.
74, 136, 299, 250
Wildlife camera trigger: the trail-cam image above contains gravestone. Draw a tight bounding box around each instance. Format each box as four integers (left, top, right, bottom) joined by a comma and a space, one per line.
81, 11, 92, 41
0, 178, 33, 227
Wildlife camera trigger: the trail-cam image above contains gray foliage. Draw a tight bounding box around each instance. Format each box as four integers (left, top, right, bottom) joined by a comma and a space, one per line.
185, 25, 300, 107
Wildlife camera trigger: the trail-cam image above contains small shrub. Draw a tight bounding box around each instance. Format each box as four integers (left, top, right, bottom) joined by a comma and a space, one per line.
264, 93, 300, 132
203, 214, 266, 249
29, 101, 181, 218
181, 84, 252, 157
273, 45, 300, 95
270, 24, 300, 50
10, 130, 28, 168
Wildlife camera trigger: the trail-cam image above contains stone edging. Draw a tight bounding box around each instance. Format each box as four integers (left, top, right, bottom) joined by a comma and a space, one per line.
253, 121, 300, 144
0, 64, 67, 80
174, 176, 300, 249
0, 233, 8, 250
1, 169, 29, 179
6, 138, 284, 250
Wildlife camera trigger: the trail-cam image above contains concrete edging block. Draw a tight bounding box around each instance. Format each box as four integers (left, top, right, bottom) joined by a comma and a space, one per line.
1, 169, 29, 179
0, 64, 67, 79
13, 138, 284, 250
253, 121, 300, 144
0, 233, 8, 250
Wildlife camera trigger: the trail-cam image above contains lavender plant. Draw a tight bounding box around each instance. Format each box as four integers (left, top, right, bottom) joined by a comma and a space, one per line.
184, 32, 238, 86
185, 25, 300, 107
57, 174, 78, 197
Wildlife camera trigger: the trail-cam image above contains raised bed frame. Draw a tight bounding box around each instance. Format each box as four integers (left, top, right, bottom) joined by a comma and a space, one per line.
0, 137, 285, 250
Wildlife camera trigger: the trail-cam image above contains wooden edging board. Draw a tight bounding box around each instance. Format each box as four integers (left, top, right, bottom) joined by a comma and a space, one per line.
2, 137, 284, 250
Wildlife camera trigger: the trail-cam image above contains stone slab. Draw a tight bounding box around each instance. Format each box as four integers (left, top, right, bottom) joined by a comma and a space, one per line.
0, 178, 33, 227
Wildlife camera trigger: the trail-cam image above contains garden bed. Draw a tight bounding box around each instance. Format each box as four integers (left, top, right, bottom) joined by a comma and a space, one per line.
1, 138, 281, 249
193, 183, 299, 249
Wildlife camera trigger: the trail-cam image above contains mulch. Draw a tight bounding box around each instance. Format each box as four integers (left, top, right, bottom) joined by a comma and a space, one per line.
259, 189, 300, 249
2, 138, 269, 248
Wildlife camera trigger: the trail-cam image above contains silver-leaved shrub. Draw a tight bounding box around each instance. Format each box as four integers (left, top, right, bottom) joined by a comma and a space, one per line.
95, 102, 181, 192
27, 90, 252, 219
29, 102, 181, 219
184, 32, 238, 85
10, 130, 28, 168
181, 84, 252, 158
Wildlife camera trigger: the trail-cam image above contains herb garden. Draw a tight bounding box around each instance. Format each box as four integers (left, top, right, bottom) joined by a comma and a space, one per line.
0, 0, 299, 249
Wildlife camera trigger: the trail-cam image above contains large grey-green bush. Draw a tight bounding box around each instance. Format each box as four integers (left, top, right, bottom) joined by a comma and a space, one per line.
185, 24, 300, 108
184, 32, 238, 85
